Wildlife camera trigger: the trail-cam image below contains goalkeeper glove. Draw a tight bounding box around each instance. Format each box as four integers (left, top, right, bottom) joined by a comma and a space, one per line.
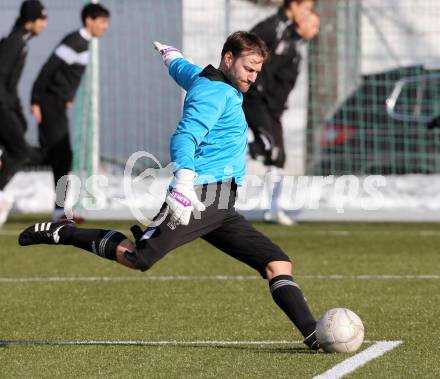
165, 169, 206, 226
153, 41, 184, 67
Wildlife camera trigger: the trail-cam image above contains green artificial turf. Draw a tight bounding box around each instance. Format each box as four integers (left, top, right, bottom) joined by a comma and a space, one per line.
1, 218, 439, 378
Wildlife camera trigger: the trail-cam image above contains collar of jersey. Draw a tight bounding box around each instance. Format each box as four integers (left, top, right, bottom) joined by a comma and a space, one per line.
79, 28, 92, 41
199, 65, 234, 87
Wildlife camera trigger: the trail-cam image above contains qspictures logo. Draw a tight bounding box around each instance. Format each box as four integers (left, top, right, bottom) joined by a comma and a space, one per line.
54, 151, 387, 226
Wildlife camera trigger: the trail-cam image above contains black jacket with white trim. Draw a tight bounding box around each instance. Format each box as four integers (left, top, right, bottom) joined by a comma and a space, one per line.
245, 8, 303, 115
31, 28, 91, 105
0, 23, 32, 108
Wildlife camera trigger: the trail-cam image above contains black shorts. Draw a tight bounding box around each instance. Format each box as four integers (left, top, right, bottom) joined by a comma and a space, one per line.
243, 98, 286, 168
125, 181, 291, 277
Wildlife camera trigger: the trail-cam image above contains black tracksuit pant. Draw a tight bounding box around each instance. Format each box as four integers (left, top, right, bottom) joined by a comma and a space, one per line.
38, 92, 72, 207
0, 103, 29, 190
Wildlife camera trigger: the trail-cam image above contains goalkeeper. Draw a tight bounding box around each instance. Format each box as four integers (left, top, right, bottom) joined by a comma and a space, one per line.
19, 31, 319, 350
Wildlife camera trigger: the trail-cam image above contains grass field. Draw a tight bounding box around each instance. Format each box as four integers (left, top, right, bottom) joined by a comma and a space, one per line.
1, 217, 439, 378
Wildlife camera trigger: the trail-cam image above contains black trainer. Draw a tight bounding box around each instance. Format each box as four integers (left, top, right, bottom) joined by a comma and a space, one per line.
304, 330, 320, 351
18, 220, 75, 246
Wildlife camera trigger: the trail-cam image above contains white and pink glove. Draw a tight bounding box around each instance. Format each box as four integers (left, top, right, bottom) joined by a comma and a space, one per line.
153, 41, 184, 67
165, 169, 206, 226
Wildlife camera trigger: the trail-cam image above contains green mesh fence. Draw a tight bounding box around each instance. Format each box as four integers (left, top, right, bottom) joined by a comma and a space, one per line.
3, 0, 440, 181
73, 58, 93, 182
73, 0, 183, 180
0, 0, 182, 177
306, 0, 440, 175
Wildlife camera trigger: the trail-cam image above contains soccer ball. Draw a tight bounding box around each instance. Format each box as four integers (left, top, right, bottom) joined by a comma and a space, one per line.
316, 308, 364, 353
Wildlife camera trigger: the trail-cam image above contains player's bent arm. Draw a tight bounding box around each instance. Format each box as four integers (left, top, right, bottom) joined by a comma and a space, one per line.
0, 75, 12, 104
170, 133, 197, 172
31, 55, 64, 105
251, 17, 277, 48
0, 77, 9, 104
0, 34, 22, 102
168, 58, 202, 91
0, 34, 22, 77
153, 41, 201, 91
115, 239, 137, 269
170, 85, 228, 170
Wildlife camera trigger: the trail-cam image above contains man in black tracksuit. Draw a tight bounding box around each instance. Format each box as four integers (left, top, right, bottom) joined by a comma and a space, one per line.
243, 0, 319, 225
31, 3, 110, 221
0, 0, 47, 225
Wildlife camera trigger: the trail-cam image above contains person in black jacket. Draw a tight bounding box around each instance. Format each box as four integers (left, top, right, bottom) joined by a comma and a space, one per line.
31, 3, 110, 222
0, 0, 48, 226
243, 0, 319, 225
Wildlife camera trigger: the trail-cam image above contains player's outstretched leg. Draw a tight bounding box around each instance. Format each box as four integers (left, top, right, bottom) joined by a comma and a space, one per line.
266, 261, 319, 350
18, 221, 135, 268
18, 220, 76, 245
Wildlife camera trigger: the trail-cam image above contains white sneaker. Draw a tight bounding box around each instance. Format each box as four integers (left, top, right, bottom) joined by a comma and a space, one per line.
264, 210, 296, 226
0, 193, 13, 227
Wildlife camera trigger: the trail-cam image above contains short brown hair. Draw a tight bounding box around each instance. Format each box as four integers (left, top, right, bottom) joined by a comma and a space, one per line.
221, 31, 269, 61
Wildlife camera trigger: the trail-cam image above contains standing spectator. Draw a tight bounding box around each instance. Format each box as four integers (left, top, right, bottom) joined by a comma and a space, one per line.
243, 0, 319, 225
31, 3, 110, 222
0, 0, 48, 226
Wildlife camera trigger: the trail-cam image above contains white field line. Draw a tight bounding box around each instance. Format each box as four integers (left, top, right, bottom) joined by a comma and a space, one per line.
313, 341, 402, 379
0, 339, 303, 347
301, 274, 439, 280
0, 339, 404, 378
0, 339, 389, 347
0, 275, 438, 283
4, 229, 440, 237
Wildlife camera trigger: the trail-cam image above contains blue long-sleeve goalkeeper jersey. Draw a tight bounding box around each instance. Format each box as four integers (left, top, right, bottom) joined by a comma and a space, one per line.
169, 58, 247, 185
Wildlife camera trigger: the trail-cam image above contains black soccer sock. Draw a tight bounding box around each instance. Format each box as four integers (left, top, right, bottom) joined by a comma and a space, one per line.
58, 225, 127, 261
269, 275, 317, 339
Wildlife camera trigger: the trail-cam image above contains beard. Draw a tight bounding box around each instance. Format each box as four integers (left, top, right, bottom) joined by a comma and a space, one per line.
226, 72, 250, 93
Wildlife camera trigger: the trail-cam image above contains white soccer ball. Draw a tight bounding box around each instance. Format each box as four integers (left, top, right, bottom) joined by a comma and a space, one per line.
316, 308, 364, 353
